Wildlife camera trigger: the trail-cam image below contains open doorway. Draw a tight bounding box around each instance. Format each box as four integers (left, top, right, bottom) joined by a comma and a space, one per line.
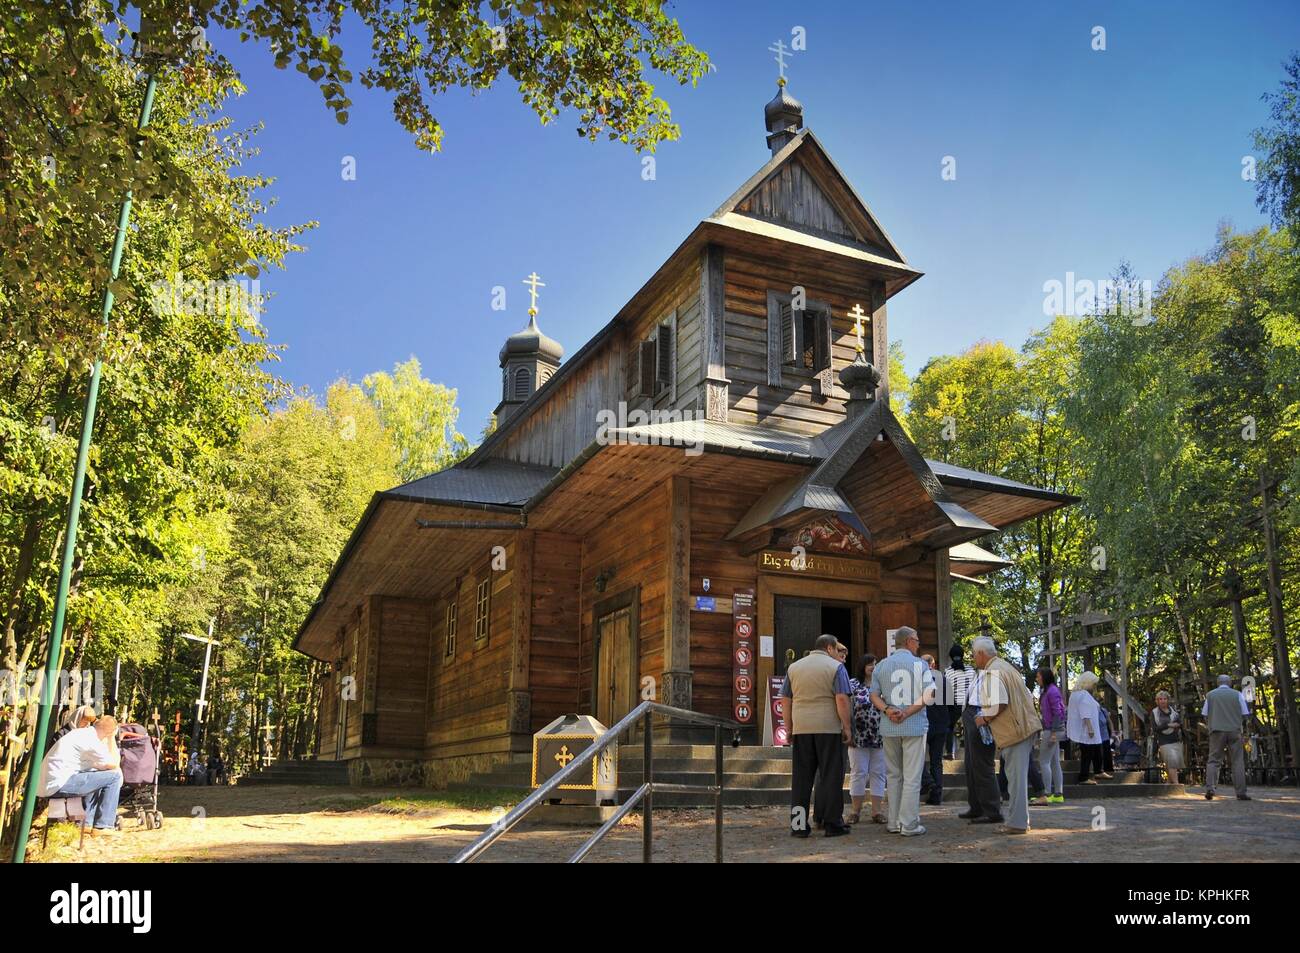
773, 596, 864, 676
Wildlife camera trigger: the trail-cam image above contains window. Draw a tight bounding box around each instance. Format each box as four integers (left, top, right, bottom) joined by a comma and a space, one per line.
513, 366, 532, 401
625, 311, 677, 401
475, 575, 491, 643
444, 599, 457, 659
766, 290, 837, 397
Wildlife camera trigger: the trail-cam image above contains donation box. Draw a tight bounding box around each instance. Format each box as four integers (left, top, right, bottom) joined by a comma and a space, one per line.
531, 714, 618, 804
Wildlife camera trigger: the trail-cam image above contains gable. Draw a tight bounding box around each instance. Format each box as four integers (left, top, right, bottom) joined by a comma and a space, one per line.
736, 158, 860, 246
713, 130, 907, 264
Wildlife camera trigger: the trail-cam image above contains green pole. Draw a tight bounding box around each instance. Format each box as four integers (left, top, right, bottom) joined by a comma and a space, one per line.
10, 73, 157, 863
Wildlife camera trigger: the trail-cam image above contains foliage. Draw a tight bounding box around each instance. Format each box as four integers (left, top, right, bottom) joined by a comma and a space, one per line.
130, 0, 710, 153
1253, 51, 1300, 231
358, 357, 471, 483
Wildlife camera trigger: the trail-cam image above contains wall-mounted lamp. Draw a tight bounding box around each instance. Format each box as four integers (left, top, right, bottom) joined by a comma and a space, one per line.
594, 568, 617, 593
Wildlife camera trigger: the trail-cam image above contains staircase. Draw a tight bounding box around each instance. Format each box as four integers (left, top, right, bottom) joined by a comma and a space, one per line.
450, 744, 1184, 806
239, 759, 351, 786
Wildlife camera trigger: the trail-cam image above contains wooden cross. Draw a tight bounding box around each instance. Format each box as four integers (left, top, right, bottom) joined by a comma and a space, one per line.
769, 40, 790, 83
553, 744, 575, 768
849, 303, 868, 354
522, 272, 545, 316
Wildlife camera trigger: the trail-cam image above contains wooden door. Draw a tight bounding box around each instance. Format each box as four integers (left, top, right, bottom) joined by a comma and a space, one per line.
774, 596, 822, 676
875, 601, 918, 657
595, 607, 635, 727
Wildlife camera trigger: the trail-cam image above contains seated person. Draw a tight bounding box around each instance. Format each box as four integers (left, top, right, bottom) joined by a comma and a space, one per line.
49, 705, 98, 747
38, 716, 123, 835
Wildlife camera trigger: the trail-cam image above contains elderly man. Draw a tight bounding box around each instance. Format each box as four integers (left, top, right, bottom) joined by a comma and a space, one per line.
38, 715, 123, 834
967, 637, 1039, 834
1201, 674, 1250, 801
959, 638, 1002, 826
781, 634, 853, 837
870, 626, 934, 836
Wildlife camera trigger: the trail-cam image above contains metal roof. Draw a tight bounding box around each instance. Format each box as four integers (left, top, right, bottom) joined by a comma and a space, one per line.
924, 460, 1079, 503
387, 458, 559, 508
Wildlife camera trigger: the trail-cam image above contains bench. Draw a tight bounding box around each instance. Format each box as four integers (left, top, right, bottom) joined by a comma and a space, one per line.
42, 796, 89, 850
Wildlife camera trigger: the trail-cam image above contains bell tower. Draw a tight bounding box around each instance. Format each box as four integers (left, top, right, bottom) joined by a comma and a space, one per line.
495, 273, 563, 424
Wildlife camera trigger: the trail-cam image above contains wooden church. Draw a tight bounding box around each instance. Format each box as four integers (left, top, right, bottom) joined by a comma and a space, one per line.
294, 85, 1076, 784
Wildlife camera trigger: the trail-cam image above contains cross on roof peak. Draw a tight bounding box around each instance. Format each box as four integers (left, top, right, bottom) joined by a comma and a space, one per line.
769, 39, 790, 83
522, 272, 545, 317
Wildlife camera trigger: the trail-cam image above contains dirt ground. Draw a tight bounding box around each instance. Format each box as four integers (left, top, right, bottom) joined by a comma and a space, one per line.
31, 784, 1300, 863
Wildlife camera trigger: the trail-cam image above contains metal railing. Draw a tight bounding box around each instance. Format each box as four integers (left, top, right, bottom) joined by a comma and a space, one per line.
451, 701, 740, 863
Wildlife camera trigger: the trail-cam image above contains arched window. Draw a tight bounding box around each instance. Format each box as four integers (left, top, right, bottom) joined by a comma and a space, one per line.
513, 366, 532, 400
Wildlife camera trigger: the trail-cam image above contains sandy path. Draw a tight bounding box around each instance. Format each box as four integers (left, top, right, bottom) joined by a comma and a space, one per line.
34, 784, 1300, 863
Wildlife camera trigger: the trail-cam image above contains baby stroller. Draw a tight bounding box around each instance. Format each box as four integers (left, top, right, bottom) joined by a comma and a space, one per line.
118, 723, 163, 830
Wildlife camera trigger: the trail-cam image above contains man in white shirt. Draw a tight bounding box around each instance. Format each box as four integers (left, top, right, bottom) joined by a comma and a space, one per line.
38, 716, 123, 833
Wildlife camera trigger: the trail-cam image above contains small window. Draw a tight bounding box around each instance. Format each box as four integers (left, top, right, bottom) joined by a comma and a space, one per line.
766, 289, 836, 395
444, 600, 458, 659
475, 576, 491, 643
513, 366, 532, 401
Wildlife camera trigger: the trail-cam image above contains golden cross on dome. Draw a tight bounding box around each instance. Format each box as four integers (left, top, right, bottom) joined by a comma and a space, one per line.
522, 272, 545, 317
849, 303, 869, 354
769, 39, 790, 84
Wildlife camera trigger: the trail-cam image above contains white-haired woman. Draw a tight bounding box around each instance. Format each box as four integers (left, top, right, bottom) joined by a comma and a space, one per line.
1067, 671, 1103, 784
1150, 690, 1184, 784
49, 704, 97, 746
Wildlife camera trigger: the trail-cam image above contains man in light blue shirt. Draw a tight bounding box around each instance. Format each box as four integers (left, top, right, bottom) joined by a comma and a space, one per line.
870, 627, 935, 835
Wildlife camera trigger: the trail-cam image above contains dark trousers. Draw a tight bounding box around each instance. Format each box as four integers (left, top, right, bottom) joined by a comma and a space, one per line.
791, 732, 845, 829
1077, 742, 1103, 782
945, 706, 961, 758
1101, 740, 1114, 774
924, 731, 945, 800
962, 705, 1001, 819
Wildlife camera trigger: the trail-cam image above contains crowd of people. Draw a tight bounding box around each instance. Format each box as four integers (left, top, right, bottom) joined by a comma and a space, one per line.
779, 628, 1254, 838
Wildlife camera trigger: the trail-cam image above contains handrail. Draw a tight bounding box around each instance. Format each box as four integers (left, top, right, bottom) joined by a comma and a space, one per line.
451, 701, 740, 863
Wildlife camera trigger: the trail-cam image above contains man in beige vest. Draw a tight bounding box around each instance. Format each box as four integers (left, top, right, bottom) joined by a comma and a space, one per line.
780, 633, 852, 837
971, 637, 1040, 834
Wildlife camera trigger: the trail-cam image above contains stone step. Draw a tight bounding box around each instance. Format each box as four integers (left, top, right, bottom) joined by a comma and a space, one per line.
616, 782, 1184, 807
238, 760, 350, 786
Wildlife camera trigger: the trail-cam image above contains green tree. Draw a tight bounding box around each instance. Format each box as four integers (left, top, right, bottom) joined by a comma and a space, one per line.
358, 357, 472, 483
219, 386, 397, 766
1254, 52, 1300, 230
0, 28, 302, 846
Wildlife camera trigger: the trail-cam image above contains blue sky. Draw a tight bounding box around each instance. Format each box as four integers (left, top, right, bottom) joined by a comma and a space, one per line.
214, 1, 1299, 436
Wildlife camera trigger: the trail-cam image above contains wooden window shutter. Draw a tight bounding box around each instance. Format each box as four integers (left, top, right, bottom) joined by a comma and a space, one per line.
813, 309, 834, 395
639, 339, 657, 398
780, 302, 798, 366
656, 322, 673, 392
625, 340, 642, 398
513, 366, 532, 401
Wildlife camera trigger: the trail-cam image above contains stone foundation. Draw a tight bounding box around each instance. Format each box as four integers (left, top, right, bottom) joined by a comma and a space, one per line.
343, 751, 516, 788
420, 751, 513, 789
348, 757, 426, 787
